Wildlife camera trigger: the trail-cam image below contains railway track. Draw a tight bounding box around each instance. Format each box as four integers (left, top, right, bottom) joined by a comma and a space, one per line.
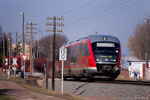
94, 80, 150, 86
65, 78, 150, 86
52, 78, 150, 99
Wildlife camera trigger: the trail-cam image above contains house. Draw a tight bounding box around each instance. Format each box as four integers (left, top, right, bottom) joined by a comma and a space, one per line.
128, 60, 150, 79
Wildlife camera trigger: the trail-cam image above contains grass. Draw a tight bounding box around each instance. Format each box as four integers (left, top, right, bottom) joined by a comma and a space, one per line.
0, 73, 84, 100
0, 93, 15, 100
18, 82, 84, 100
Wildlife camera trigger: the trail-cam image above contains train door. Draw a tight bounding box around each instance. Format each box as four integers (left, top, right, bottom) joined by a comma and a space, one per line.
70, 46, 78, 76
64, 48, 70, 76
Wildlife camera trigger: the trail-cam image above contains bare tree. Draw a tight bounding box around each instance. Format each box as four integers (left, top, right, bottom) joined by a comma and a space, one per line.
38, 34, 68, 59
126, 19, 150, 60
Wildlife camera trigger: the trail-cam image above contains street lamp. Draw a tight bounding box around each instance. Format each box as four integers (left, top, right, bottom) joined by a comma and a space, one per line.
20, 12, 25, 69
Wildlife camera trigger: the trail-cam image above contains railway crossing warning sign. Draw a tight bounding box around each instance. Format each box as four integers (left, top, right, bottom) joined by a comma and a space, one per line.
11, 56, 19, 68
5, 57, 8, 67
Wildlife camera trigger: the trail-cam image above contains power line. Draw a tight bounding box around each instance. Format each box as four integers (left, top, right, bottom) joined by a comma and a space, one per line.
65, 0, 145, 28
65, 0, 121, 19
56, 0, 97, 16
65, 0, 130, 26
62, 0, 106, 20
62, 0, 146, 37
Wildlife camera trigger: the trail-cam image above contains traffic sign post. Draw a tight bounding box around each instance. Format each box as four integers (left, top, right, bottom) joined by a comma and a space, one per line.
12, 66, 17, 79
59, 48, 67, 61
11, 56, 19, 68
21, 55, 28, 78
5, 57, 8, 68
3, 57, 8, 73
59, 48, 67, 94
11, 56, 19, 79
21, 55, 28, 62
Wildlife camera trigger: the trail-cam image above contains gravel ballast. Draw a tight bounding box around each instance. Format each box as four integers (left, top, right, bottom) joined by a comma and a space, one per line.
47, 79, 150, 100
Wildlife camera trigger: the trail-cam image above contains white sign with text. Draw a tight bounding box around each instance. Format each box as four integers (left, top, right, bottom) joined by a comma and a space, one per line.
59, 48, 67, 61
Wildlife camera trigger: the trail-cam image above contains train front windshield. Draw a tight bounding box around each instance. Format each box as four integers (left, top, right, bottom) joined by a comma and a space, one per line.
92, 42, 119, 63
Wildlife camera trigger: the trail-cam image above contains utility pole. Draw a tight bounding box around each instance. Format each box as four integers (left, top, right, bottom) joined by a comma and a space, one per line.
46, 61, 48, 89
20, 12, 25, 68
16, 32, 18, 56
26, 22, 37, 76
7, 35, 9, 57
0, 25, 2, 42
30, 23, 33, 76
3, 33, 5, 68
8, 32, 12, 78
46, 16, 64, 91
146, 18, 150, 79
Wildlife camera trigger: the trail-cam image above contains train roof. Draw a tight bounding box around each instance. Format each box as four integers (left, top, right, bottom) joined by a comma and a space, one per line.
88, 34, 120, 43
64, 34, 120, 46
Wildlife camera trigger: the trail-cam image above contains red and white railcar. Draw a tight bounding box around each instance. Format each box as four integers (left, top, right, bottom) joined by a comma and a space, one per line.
58, 34, 121, 80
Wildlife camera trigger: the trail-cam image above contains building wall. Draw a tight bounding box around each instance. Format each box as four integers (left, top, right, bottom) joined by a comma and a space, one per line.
12, 43, 30, 56
128, 61, 150, 79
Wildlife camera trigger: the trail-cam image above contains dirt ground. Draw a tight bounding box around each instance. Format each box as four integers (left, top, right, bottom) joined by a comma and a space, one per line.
0, 69, 119, 100
0, 80, 67, 100
0, 70, 66, 100
0, 80, 113, 100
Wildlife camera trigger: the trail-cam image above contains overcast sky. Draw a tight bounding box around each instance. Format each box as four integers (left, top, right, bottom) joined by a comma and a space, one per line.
0, 0, 150, 56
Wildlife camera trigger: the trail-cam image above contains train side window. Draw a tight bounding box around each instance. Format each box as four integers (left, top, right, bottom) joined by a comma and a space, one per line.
79, 43, 90, 56
70, 46, 77, 65
85, 43, 90, 55
79, 45, 83, 56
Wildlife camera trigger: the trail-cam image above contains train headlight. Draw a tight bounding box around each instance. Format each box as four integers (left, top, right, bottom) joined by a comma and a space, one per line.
114, 59, 116, 62
116, 50, 118, 53
111, 59, 116, 62
103, 37, 107, 40
96, 59, 100, 61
